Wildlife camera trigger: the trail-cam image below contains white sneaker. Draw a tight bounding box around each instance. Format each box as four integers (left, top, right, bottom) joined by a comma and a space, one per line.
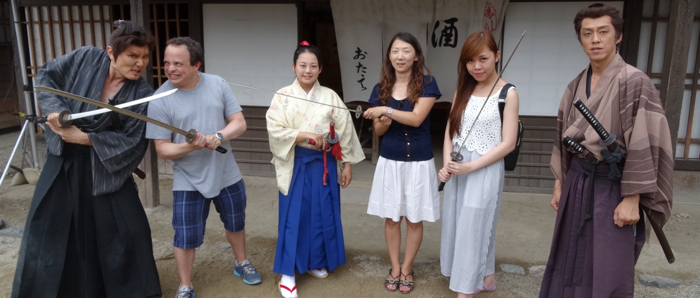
308, 268, 328, 279
278, 274, 298, 298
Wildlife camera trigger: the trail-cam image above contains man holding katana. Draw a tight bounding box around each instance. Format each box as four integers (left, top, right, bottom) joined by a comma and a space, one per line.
146, 37, 261, 298
12, 21, 161, 298
541, 3, 674, 298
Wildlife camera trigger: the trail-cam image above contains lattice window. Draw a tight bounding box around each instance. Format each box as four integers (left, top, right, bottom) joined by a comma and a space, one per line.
637, 0, 700, 160
21, 5, 114, 78
150, 2, 189, 87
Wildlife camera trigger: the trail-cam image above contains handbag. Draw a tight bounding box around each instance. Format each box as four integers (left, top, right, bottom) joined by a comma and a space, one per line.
497, 83, 523, 171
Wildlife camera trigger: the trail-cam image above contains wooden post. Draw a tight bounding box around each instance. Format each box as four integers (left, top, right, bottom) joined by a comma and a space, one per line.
131, 0, 160, 209
659, 0, 694, 157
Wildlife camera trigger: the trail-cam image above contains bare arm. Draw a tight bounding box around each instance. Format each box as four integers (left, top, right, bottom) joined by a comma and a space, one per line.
203, 112, 247, 149
551, 179, 562, 211
363, 96, 437, 127
218, 112, 246, 141
153, 132, 209, 160
373, 115, 392, 136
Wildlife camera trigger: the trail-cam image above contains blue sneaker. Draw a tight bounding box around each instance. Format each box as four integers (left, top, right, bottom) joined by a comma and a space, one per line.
234, 261, 262, 285
175, 285, 194, 298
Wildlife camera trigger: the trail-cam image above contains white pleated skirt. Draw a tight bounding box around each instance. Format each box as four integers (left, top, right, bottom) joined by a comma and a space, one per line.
366, 156, 440, 223
440, 147, 504, 294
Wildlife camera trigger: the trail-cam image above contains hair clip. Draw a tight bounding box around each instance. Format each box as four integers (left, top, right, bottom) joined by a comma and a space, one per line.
300, 40, 310, 46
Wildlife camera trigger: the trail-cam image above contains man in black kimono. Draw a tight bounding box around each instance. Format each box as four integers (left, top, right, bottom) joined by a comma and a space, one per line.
11, 21, 162, 298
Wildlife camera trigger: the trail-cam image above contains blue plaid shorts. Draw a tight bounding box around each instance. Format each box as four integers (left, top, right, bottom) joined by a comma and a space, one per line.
172, 179, 247, 249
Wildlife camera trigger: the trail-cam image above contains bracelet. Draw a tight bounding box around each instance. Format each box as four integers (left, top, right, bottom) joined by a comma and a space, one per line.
387, 107, 393, 118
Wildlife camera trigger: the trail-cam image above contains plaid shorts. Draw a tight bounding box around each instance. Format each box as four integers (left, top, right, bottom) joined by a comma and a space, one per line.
172, 179, 247, 249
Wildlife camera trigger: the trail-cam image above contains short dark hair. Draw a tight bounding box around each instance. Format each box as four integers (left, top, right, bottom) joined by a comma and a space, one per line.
166, 37, 204, 66
110, 20, 155, 61
293, 42, 323, 67
574, 3, 623, 42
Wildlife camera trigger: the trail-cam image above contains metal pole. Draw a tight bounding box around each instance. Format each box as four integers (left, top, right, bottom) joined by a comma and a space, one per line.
0, 120, 29, 188
10, 0, 40, 169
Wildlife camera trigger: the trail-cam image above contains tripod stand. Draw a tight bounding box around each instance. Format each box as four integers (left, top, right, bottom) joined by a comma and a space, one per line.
0, 114, 42, 189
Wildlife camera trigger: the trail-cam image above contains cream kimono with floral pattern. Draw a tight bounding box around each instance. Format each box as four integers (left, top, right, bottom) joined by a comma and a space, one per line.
266, 79, 365, 195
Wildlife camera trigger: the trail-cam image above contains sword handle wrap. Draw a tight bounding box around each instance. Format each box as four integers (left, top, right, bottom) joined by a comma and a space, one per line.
572, 99, 610, 141
185, 128, 227, 154
438, 151, 464, 192
563, 136, 585, 154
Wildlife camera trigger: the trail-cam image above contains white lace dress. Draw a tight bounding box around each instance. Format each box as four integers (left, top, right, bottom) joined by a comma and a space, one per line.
440, 86, 512, 294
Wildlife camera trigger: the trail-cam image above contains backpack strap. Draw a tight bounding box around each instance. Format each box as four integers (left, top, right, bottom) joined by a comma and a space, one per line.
498, 83, 515, 122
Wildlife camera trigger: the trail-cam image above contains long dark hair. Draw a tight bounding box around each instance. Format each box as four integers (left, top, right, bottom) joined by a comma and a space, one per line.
448, 30, 499, 139
377, 32, 431, 105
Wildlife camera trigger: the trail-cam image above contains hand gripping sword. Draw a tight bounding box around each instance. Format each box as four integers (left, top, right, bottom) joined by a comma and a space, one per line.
438, 31, 526, 192
35, 86, 228, 154
570, 100, 674, 263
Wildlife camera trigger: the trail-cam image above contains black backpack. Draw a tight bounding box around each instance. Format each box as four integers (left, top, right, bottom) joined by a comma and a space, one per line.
497, 83, 523, 171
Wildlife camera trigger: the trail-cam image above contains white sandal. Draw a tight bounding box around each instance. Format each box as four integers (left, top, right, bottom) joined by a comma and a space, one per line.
308, 268, 329, 279
278, 274, 298, 298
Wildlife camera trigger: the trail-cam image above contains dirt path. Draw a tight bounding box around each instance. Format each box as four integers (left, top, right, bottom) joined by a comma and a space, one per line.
1, 129, 699, 297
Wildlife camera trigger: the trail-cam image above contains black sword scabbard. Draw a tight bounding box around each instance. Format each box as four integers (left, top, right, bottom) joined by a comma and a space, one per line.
572, 98, 617, 150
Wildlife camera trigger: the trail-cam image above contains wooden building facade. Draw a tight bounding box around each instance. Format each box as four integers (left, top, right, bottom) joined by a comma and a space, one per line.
6, 0, 699, 197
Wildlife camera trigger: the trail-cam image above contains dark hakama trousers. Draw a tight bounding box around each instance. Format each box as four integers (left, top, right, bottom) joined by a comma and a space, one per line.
12, 144, 161, 298
273, 147, 346, 276
539, 157, 645, 298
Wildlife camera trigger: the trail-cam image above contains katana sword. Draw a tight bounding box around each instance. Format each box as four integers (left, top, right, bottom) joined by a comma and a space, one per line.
226, 81, 364, 119
438, 31, 526, 192
35, 86, 228, 154
36, 89, 178, 124
562, 136, 598, 164
572, 98, 625, 178
567, 106, 675, 263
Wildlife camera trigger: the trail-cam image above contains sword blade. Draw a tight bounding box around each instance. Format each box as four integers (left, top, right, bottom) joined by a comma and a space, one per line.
67, 88, 177, 120
226, 81, 364, 118
36, 86, 190, 138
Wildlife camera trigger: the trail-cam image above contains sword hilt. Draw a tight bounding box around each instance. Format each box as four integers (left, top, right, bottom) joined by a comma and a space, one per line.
438, 151, 464, 192
185, 129, 228, 154
563, 136, 585, 154
34, 110, 72, 127
572, 98, 610, 141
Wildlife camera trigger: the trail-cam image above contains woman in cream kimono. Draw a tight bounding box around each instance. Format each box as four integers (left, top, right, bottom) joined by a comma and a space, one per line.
266, 41, 364, 298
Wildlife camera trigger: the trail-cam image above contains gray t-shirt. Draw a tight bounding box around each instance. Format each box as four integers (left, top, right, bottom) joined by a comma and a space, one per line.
146, 72, 243, 198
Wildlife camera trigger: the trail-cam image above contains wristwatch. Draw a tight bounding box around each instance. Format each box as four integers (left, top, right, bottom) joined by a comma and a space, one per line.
215, 132, 224, 141
387, 107, 393, 118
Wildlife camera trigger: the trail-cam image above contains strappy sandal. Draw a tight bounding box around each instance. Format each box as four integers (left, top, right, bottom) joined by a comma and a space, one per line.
384, 269, 401, 292
399, 270, 415, 294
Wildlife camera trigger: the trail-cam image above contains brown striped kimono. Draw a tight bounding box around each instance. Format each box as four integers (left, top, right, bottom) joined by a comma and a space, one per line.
541, 54, 674, 298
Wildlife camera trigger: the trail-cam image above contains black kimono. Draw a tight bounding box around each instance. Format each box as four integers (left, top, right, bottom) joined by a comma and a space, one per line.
11, 46, 161, 298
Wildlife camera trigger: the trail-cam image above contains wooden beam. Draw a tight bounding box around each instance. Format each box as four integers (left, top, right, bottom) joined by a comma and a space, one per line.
659, 0, 694, 158
188, 0, 202, 69
131, 0, 160, 209
138, 140, 161, 209
621, 0, 643, 66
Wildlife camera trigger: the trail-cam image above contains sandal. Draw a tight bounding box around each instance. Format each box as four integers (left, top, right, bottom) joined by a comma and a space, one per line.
384, 268, 401, 292
399, 270, 415, 294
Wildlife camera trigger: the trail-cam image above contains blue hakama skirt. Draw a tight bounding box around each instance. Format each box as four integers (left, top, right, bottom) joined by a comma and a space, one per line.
273, 147, 346, 276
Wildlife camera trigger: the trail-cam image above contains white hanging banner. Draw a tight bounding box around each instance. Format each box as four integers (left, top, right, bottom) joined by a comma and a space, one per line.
331, 0, 383, 102
426, 0, 509, 101
332, 0, 509, 102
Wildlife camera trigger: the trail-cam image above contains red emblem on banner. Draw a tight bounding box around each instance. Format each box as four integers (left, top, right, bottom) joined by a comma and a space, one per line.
482, 2, 497, 33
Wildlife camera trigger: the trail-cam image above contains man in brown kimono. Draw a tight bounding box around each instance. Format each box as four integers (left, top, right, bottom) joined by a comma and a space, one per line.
540, 3, 674, 298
